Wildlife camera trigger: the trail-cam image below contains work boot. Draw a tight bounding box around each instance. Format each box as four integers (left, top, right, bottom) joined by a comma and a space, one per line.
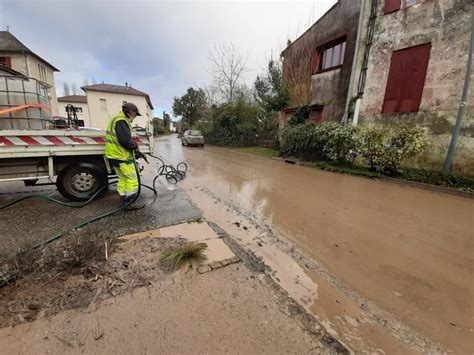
123, 194, 145, 211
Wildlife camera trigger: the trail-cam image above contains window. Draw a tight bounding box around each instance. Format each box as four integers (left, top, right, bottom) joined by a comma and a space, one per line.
322, 42, 345, 70
37, 64, 47, 82
383, 43, 431, 113
405, 0, 424, 8
0, 56, 12, 68
312, 37, 346, 74
100, 99, 107, 112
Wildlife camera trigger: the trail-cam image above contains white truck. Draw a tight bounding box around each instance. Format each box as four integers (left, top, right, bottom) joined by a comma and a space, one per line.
0, 73, 153, 201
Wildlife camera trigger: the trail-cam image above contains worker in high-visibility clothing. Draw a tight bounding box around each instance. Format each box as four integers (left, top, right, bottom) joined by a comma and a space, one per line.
105, 102, 145, 211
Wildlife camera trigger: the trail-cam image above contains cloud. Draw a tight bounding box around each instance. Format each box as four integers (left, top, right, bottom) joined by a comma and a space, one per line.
0, 0, 337, 114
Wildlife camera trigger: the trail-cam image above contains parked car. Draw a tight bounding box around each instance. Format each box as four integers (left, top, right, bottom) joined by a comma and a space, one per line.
182, 130, 205, 147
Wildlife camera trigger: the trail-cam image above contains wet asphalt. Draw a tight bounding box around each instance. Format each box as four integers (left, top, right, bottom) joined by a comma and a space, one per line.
0, 153, 202, 259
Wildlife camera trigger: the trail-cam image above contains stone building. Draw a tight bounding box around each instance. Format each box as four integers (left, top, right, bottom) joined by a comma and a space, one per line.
352, 0, 473, 175
281, 0, 473, 175
281, 0, 361, 122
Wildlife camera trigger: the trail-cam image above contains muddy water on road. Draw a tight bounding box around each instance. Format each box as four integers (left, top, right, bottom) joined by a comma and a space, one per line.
157, 135, 474, 354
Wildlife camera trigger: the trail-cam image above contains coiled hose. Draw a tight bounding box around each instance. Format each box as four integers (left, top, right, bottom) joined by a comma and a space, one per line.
0, 154, 186, 249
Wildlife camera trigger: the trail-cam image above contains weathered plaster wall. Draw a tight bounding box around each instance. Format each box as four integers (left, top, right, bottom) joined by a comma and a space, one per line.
85, 90, 152, 130
311, 68, 345, 121
355, 0, 473, 176
282, 0, 360, 121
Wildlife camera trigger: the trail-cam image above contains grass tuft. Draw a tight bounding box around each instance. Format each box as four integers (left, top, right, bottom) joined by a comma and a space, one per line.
160, 242, 208, 271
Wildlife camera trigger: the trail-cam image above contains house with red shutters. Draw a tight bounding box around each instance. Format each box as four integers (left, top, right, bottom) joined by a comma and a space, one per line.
281, 0, 473, 175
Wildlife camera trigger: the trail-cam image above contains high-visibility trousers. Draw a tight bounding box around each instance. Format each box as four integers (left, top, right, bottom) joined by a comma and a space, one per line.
110, 160, 138, 196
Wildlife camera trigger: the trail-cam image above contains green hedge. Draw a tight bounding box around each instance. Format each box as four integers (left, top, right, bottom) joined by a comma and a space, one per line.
280, 122, 358, 164
280, 122, 430, 175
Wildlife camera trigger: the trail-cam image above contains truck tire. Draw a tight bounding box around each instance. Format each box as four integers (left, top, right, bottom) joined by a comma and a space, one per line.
57, 163, 108, 201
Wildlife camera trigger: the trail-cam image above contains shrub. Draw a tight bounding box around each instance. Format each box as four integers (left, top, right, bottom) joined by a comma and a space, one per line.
193, 121, 211, 136
280, 122, 430, 173
288, 106, 311, 126
357, 124, 430, 175
153, 126, 169, 135
204, 97, 262, 147
322, 123, 359, 164
280, 122, 358, 164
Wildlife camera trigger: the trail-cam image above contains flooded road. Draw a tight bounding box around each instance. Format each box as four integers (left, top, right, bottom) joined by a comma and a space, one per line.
157, 134, 474, 354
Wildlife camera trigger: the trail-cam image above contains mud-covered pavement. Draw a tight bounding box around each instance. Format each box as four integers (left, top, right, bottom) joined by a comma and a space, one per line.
156, 134, 474, 354
1, 134, 473, 353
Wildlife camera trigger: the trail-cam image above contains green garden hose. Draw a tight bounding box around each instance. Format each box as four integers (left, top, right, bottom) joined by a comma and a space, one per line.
0, 154, 187, 249
1, 156, 148, 249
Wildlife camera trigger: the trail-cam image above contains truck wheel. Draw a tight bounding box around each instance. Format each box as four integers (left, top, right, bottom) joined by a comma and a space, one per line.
57, 163, 108, 201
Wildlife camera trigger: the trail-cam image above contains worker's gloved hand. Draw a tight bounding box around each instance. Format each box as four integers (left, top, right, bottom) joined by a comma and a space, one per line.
135, 150, 147, 161
135, 150, 149, 164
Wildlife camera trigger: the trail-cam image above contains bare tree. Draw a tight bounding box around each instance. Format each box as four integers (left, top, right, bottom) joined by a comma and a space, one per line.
83, 78, 89, 87
209, 43, 248, 103
282, 41, 313, 106
63, 82, 70, 96
71, 83, 78, 95
92, 77, 97, 85
203, 85, 219, 107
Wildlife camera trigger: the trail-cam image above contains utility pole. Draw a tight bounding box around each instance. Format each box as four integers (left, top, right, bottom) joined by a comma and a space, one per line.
442, 10, 474, 176
342, 0, 365, 125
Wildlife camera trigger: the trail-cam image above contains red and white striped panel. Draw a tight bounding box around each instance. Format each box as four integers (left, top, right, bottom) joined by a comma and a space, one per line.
0, 136, 146, 146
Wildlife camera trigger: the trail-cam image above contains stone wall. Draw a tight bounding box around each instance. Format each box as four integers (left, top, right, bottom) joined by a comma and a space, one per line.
354, 0, 473, 176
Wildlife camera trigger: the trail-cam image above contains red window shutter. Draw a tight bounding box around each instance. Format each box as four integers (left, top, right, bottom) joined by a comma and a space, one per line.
383, 43, 431, 113
384, 0, 401, 14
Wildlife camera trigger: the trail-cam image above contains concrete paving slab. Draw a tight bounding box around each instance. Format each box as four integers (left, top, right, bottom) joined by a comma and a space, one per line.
119, 222, 238, 269
159, 222, 221, 241
203, 238, 237, 265
118, 229, 161, 242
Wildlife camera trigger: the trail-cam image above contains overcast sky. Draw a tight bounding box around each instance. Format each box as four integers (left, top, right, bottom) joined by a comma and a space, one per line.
0, 0, 336, 116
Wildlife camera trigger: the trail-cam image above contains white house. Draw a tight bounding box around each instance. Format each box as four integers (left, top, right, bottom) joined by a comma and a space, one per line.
0, 30, 60, 115
57, 95, 90, 126
81, 83, 154, 130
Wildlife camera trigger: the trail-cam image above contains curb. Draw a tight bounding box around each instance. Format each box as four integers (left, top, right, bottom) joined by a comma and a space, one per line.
278, 157, 473, 199
207, 221, 350, 354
